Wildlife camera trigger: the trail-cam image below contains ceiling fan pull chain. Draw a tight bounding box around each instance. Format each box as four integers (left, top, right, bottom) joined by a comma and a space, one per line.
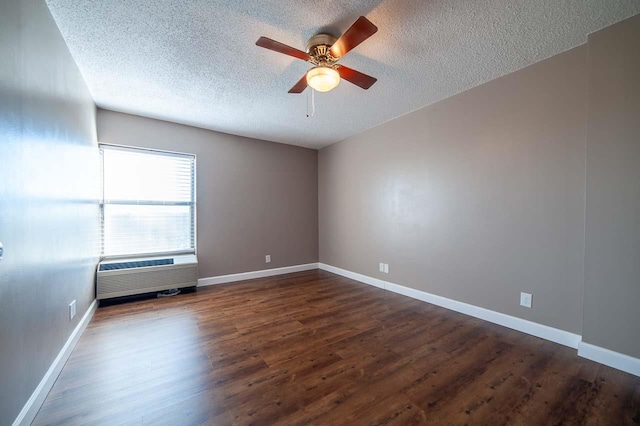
306, 87, 316, 118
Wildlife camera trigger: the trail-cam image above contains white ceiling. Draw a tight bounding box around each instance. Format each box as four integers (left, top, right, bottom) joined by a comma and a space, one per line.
46, 0, 640, 149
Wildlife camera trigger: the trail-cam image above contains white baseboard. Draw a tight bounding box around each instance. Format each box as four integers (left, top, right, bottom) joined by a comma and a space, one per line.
13, 299, 98, 426
198, 263, 319, 287
318, 263, 581, 349
578, 342, 640, 377
319, 263, 387, 289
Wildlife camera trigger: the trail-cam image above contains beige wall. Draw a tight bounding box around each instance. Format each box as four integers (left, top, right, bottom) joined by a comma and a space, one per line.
0, 1, 99, 424
319, 45, 588, 334
320, 14, 640, 359
97, 110, 319, 278
583, 14, 640, 358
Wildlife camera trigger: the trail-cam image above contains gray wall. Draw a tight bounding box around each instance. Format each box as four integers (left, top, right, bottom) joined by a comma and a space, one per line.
319, 45, 588, 334
97, 110, 319, 278
583, 14, 640, 358
0, 1, 99, 424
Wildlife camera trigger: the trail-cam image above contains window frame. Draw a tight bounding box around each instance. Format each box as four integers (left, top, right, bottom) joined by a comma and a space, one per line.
99, 143, 197, 260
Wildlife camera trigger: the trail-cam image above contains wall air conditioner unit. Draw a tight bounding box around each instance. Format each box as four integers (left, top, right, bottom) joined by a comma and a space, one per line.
97, 254, 198, 300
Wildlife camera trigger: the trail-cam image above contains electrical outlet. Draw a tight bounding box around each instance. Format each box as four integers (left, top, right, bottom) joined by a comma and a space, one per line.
379, 262, 384, 272
265, 254, 271, 263
69, 300, 76, 320
520, 292, 532, 308
384, 263, 389, 274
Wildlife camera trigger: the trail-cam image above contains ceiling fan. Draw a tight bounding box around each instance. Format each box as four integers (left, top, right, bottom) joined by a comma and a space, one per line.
256, 16, 378, 94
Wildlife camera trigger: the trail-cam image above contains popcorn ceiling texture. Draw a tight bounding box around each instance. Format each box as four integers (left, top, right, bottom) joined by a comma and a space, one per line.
45, 0, 640, 149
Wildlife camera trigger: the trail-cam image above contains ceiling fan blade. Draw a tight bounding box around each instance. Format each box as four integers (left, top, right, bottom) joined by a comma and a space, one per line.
288, 75, 308, 93
338, 66, 377, 90
256, 37, 310, 61
329, 16, 378, 58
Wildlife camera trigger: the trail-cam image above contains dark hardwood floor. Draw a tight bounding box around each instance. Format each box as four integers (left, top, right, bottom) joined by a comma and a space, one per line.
33, 270, 640, 425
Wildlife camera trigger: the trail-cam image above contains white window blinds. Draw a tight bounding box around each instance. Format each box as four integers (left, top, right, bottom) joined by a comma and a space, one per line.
100, 144, 196, 258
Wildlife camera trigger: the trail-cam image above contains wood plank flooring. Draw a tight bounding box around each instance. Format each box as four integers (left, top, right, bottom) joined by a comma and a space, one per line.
33, 270, 640, 425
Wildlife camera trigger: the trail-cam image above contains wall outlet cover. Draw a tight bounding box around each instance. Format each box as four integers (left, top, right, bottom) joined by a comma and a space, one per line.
379, 262, 384, 272
265, 255, 271, 263
384, 263, 389, 274
520, 292, 532, 308
69, 300, 77, 320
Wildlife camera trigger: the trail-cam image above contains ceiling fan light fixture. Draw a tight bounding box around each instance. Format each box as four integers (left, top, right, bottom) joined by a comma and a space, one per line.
306, 66, 340, 92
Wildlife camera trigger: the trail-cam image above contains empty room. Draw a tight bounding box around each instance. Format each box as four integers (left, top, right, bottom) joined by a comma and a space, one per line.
2, 0, 640, 424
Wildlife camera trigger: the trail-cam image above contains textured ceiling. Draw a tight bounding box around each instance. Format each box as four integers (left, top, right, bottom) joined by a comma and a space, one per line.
46, 0, 640, 149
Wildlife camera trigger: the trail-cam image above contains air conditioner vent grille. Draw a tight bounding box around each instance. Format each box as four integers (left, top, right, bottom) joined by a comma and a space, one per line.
98, 267, 197, 296
99, 258, 174, 271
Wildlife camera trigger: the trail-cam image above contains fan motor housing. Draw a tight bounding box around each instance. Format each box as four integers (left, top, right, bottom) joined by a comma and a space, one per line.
306, 33, 338, 57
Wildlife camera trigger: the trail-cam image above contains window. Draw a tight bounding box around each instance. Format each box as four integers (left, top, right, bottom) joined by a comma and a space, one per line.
100, 144, 196, 258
